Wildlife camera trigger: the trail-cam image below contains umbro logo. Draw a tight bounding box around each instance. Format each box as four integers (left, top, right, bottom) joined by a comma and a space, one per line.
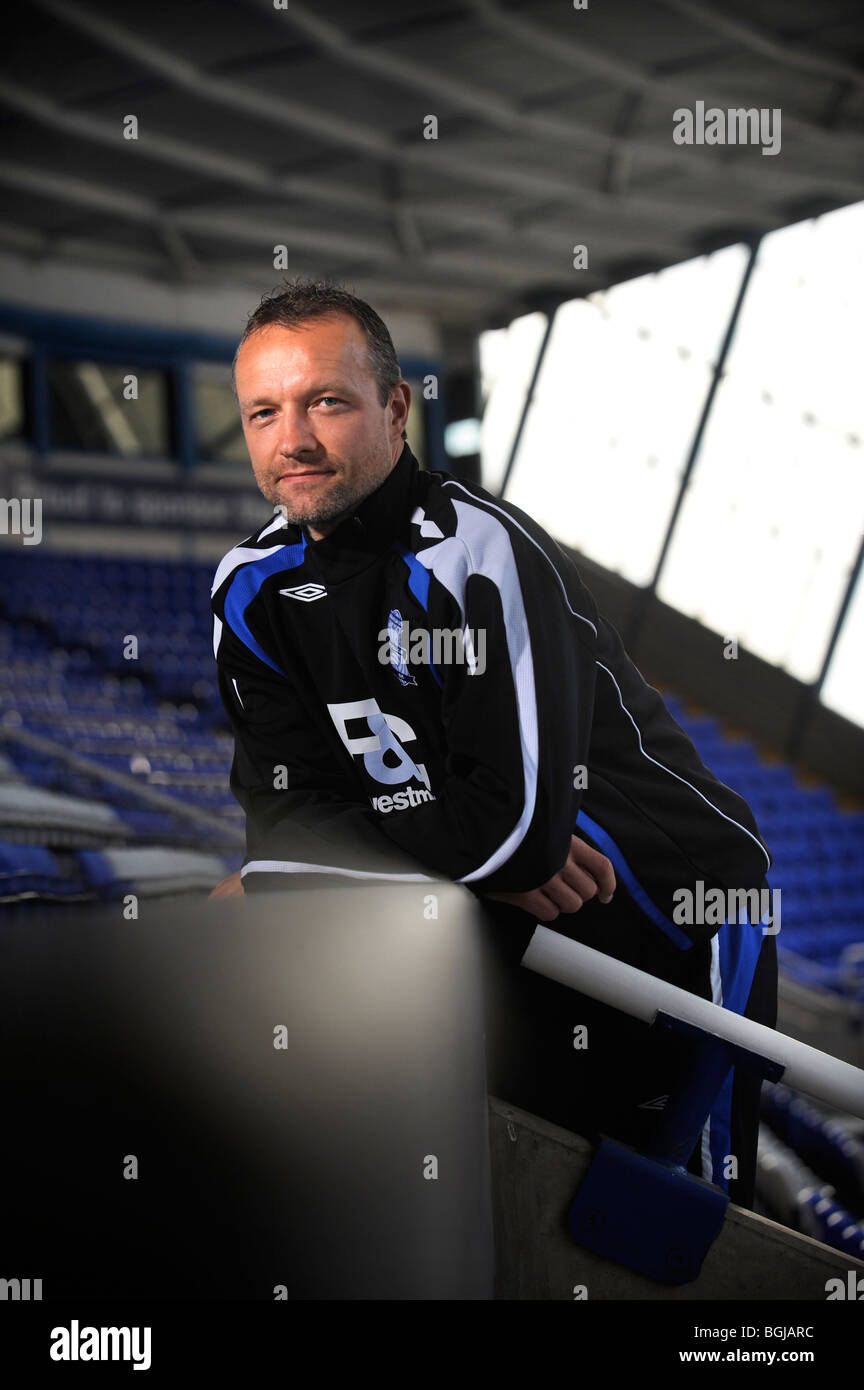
637, 1095, 669, 1110
279, 583, 327, 602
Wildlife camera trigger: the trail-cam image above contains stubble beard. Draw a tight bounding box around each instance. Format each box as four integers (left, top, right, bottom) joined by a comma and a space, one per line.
262, 448, 395, 531
267, 475, 360, 531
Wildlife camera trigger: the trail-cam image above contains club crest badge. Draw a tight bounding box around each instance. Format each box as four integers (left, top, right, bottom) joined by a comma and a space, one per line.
386, 608, 417, 686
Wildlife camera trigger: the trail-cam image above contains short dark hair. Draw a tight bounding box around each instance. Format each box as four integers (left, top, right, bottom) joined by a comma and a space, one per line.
233, 277, 407, 440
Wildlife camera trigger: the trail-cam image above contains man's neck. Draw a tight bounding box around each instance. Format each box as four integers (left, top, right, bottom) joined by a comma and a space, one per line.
303, 441, 409, 543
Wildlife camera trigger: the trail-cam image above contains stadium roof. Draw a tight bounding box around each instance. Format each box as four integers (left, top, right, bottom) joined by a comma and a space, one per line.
1, 0, 863, 330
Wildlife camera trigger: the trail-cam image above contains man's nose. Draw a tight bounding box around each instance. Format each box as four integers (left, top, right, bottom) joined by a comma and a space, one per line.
274, 405, 319, 456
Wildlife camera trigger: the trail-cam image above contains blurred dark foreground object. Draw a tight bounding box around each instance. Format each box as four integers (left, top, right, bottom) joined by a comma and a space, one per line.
0, 884, 494, 1300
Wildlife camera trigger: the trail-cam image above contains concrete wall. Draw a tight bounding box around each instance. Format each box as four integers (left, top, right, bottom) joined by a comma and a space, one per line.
488, 1096, 863, 1300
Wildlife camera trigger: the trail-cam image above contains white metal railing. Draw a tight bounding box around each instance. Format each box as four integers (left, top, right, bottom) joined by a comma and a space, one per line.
522, 927, 864, 1120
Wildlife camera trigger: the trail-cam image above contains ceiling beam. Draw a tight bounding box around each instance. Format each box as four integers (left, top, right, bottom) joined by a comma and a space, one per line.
469, 0, 864, 160
0, 159, 607, 292
26, 0, 841, 231
0, 76, 684, 263
0, 222, 502, 320
264, 0, 864, 199
655, 0, 864, 93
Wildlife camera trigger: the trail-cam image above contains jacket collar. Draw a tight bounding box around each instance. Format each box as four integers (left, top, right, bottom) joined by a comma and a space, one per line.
299, 441, 422, 581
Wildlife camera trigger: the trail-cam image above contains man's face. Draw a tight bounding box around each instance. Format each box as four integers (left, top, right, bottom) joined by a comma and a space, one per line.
234, 313, 411, 540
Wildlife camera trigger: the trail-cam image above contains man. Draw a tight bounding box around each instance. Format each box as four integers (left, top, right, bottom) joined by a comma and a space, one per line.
210, 277, 777, 1209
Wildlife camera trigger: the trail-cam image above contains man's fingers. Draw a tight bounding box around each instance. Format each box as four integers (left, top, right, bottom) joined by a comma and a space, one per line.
567, 836, 616, 902
208, 870, 244, 900
481, 845, 617, 920
542, 877, 584, 915
558, 862, 602, 903
528, 890, 562, 922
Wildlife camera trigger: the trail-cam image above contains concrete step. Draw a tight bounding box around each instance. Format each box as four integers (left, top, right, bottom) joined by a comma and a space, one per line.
489, 1095, 864, 1300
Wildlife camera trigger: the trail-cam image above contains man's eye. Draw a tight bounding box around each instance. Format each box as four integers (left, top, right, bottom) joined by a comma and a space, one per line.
318, 396, 343, 406
251, 408, 273, 421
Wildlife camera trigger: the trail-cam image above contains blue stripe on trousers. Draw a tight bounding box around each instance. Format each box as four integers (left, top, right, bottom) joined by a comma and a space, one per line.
706, 917, 764, 1191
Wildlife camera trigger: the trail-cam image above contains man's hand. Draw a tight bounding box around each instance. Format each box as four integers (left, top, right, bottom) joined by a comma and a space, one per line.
481, 834, 615, 921
208, 870, 245, 900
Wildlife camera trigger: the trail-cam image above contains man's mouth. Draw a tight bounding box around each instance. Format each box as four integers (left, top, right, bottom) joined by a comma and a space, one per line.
278, 469, 334, 482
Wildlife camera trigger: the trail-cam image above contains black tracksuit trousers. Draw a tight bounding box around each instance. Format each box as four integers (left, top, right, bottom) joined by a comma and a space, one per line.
478, 885, 779, 1212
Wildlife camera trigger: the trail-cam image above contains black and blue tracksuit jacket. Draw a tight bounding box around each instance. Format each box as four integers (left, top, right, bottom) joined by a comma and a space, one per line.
211, 440, 777, 1201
